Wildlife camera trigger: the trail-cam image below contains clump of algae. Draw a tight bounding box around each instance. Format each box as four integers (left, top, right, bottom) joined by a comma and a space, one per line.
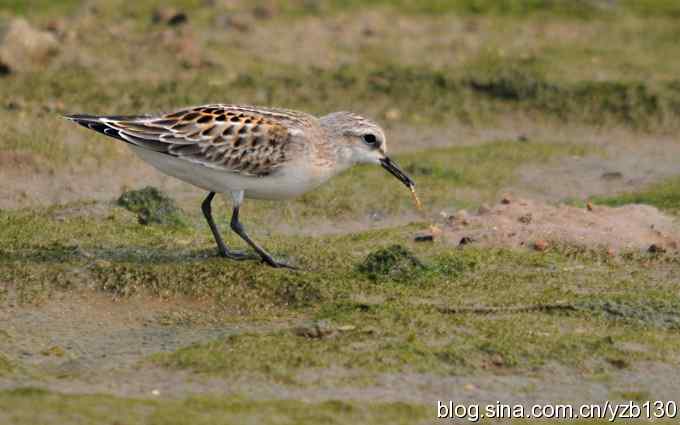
117, 186, 185, 226
357, 244, 425, 282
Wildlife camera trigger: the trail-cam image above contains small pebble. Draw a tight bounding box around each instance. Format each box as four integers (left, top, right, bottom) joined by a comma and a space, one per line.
414, 233, 434, 242
152, 8, 188, 26
648, 244, 666, 254
414, 225, 441, 242
459, 236, 474, 246
533, 240, 549, 251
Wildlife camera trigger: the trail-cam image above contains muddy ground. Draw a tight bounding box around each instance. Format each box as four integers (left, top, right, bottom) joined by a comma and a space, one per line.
2, 284, 680, 406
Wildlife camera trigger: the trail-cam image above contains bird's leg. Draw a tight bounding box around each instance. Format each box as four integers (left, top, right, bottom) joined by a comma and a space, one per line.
229, 190, 297, 269
201, 192, 256, 261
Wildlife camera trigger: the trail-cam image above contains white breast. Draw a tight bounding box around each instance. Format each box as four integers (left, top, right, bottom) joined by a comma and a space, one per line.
129, 146, 332, 200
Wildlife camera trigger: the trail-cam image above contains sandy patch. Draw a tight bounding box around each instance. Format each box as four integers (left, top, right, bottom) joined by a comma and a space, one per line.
439, 198, 680, 254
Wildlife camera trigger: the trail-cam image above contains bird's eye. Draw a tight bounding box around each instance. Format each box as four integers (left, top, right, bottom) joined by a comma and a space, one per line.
362, 133, 378, 146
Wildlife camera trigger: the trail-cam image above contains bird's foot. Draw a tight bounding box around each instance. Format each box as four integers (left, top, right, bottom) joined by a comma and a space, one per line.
262, 256, 299, 270
218, 249, 259, 261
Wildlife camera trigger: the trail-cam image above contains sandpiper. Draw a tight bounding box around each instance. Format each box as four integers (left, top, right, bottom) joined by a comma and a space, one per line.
65, 105, 415, 268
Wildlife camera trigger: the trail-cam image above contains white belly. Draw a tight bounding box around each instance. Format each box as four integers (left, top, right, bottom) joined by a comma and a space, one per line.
129, 146, 328, 200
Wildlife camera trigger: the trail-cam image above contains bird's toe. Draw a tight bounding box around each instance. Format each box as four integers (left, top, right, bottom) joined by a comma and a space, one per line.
219, 250, 259, 261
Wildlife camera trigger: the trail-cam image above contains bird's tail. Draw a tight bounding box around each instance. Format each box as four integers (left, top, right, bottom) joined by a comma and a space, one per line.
63, 113, 150, 144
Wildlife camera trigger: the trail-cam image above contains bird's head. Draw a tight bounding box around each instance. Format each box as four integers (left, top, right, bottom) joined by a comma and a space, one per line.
319, 111, 415, 190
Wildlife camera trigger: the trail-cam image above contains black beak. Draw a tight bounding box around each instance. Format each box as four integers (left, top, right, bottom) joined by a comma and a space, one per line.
380, 156, 415, 190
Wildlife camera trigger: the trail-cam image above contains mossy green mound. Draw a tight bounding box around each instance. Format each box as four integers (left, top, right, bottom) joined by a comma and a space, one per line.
117, 186, 185, 226
357, 244, 425, 282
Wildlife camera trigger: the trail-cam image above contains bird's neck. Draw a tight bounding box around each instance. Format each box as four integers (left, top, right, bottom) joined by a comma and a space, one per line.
309, 140, 352, 177
315, 123, 354, 173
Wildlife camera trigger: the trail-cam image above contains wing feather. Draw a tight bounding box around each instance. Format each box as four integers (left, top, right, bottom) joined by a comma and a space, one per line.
65, 105, 306, 177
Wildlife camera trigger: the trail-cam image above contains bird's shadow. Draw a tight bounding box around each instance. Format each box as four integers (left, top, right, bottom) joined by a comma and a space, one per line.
2, 244, 303, 270
4, 245, 236, 266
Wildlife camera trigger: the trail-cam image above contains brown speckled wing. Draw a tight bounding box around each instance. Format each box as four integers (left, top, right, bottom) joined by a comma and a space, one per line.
68, 105, 305, 177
